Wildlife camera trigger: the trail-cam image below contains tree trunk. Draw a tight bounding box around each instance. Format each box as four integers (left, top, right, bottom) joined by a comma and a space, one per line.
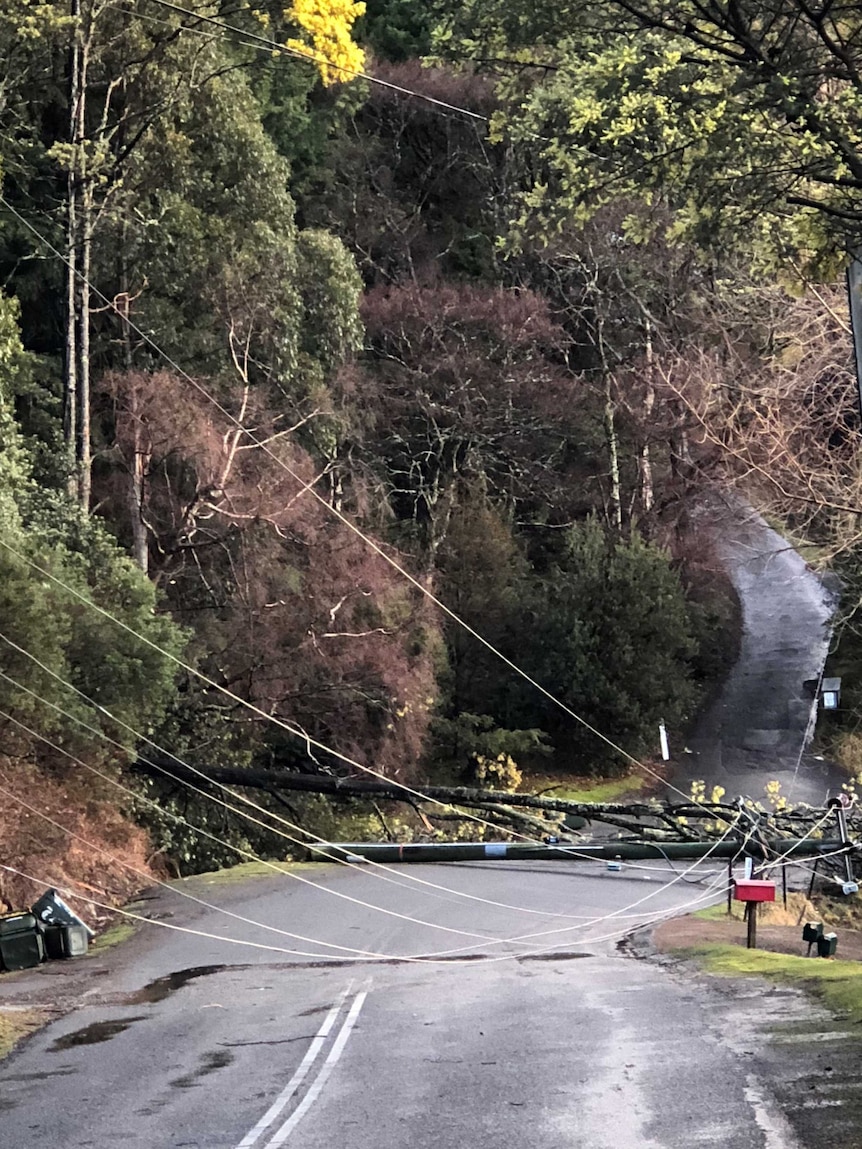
640, 318, 655, 513
597, 316, 622, 531
63, 0, 81, 497
603, 373, 622, 532
119, 242, 149, 573
76, 181, 92, 511
67, 1, 92, 511
129, 753, 744, 839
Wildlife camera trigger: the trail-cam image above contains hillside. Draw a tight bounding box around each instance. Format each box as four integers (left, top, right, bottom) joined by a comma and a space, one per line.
0, 0, 859, 907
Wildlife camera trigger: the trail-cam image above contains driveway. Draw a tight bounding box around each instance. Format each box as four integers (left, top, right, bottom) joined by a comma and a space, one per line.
670, 492, 846, 808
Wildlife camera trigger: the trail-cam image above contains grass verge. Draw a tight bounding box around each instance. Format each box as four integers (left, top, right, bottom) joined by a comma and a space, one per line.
675, 942, 862, 1023
527, 774, 647, 804
172, 859, 317, 887
90, 919, 139, 953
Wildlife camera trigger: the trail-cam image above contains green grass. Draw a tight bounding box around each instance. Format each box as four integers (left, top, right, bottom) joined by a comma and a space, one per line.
677, 942, 862, 1023
693, 902, 741, 922
173, 859, 317, 887
529, 775, 647, 803
90, 920, 139, 953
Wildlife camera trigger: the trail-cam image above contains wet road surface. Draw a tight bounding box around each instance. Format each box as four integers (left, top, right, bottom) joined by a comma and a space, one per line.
670, 494, 846, 808
2, 862, 861, 1148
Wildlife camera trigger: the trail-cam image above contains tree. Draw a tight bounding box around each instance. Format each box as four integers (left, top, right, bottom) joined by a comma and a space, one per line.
435, 0, 862, 266
348, 281, 585, 563
298, 61, 502, 284
520, 519, 699, 770
0, 289, 183, 764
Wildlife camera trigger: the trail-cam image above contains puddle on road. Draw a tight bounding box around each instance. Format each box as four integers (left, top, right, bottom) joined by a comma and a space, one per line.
50, 1016, 148, 1050
169, 1049, 234, 1089
127, 964, 247, 1004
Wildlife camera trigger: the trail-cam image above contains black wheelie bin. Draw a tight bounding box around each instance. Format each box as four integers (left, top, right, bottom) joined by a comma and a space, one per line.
0, 912, 45, 971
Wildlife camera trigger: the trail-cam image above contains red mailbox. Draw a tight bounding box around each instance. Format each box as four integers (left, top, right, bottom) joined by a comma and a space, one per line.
733, 879, 776, 903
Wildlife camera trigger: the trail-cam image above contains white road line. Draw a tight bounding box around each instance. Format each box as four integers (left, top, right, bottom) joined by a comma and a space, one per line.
263, 990, 368, 1148
235, 985, 352, 1149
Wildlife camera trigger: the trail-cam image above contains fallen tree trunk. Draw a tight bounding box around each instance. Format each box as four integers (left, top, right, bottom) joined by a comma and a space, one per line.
129, 753, 741, 838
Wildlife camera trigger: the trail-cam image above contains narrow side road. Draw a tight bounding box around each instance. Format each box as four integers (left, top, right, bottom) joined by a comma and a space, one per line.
671, 493, 845, 807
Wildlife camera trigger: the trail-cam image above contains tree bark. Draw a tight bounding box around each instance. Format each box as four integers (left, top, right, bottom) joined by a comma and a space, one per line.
129, 754, 742, 839
76, 180, 92, 511
63, 0, 81, 496
119, 241, 149, 573
597, 316, 622, 531
640, 317, 655, 513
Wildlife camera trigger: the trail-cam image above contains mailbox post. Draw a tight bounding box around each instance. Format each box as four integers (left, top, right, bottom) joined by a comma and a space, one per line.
802, 921, 823, 956
733, 879, 776, 949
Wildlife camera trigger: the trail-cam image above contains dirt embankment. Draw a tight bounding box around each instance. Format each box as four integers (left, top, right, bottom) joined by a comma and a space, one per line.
0, 758, 157, 926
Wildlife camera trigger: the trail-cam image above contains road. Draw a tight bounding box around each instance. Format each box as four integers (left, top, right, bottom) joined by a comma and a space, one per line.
669, 493, 846, 808
2, 494, 859, 1146
2, 859, 862, 1148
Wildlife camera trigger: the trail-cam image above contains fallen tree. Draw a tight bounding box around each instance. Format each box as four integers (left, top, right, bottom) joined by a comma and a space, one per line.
128, 752, 836, 844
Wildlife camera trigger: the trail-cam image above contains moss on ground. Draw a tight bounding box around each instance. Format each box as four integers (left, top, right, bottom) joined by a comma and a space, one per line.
90, 920, 139, 953
173, 859, 317, 886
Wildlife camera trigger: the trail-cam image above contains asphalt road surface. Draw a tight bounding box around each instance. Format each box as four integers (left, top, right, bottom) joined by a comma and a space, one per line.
2, 861, 861, 1149
669, 493, 846, 808
3, 494, 859, 1147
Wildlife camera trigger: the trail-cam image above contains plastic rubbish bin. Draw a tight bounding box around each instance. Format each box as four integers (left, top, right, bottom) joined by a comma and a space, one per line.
41, 923, 89, 960
0, 912, 45, 971
31, 889, 94, 938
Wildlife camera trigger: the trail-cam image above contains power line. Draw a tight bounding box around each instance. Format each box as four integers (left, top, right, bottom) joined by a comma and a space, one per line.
0, 667, 757, 953
0, 630, 750, 942
143, 0, 488, 121
0, 782, 460, 963
0, 192, 715, 816
0, 687, 530, 950
0, 630, 624, 922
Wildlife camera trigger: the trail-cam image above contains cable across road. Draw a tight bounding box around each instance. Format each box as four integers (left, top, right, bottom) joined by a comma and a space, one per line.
0, 192, 724, 819
0, 660, 751, 952
0, 631, 670, 923
0, 15, 844, 951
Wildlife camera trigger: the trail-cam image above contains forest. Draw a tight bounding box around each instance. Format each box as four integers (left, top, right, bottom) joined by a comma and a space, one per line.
2, 0, 862, 902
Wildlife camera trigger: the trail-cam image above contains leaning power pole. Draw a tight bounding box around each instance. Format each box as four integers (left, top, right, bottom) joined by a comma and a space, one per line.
314, 837, 849, 865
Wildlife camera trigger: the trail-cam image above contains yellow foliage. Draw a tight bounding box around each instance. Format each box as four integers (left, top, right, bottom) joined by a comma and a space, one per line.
286, 0, 365, 85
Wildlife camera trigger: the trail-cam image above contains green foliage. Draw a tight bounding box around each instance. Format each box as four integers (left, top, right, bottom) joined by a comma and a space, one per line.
295, 228, 364, 380
472, 752, 522, 792
523, 520, 699, 769
357, 0, 433, 61
435, 0, 862, 268
678, 944, 862, 1026
134, 779, 292, 874
0, 0, 756, 882
0, 292, 184, 761
430, 712, 551, 780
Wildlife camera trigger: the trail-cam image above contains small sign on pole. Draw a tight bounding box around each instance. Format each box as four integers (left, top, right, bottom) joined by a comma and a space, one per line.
659, 720, 669, 761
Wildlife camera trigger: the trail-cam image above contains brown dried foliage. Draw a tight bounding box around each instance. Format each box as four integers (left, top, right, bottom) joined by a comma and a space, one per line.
98, 368, 439, 782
